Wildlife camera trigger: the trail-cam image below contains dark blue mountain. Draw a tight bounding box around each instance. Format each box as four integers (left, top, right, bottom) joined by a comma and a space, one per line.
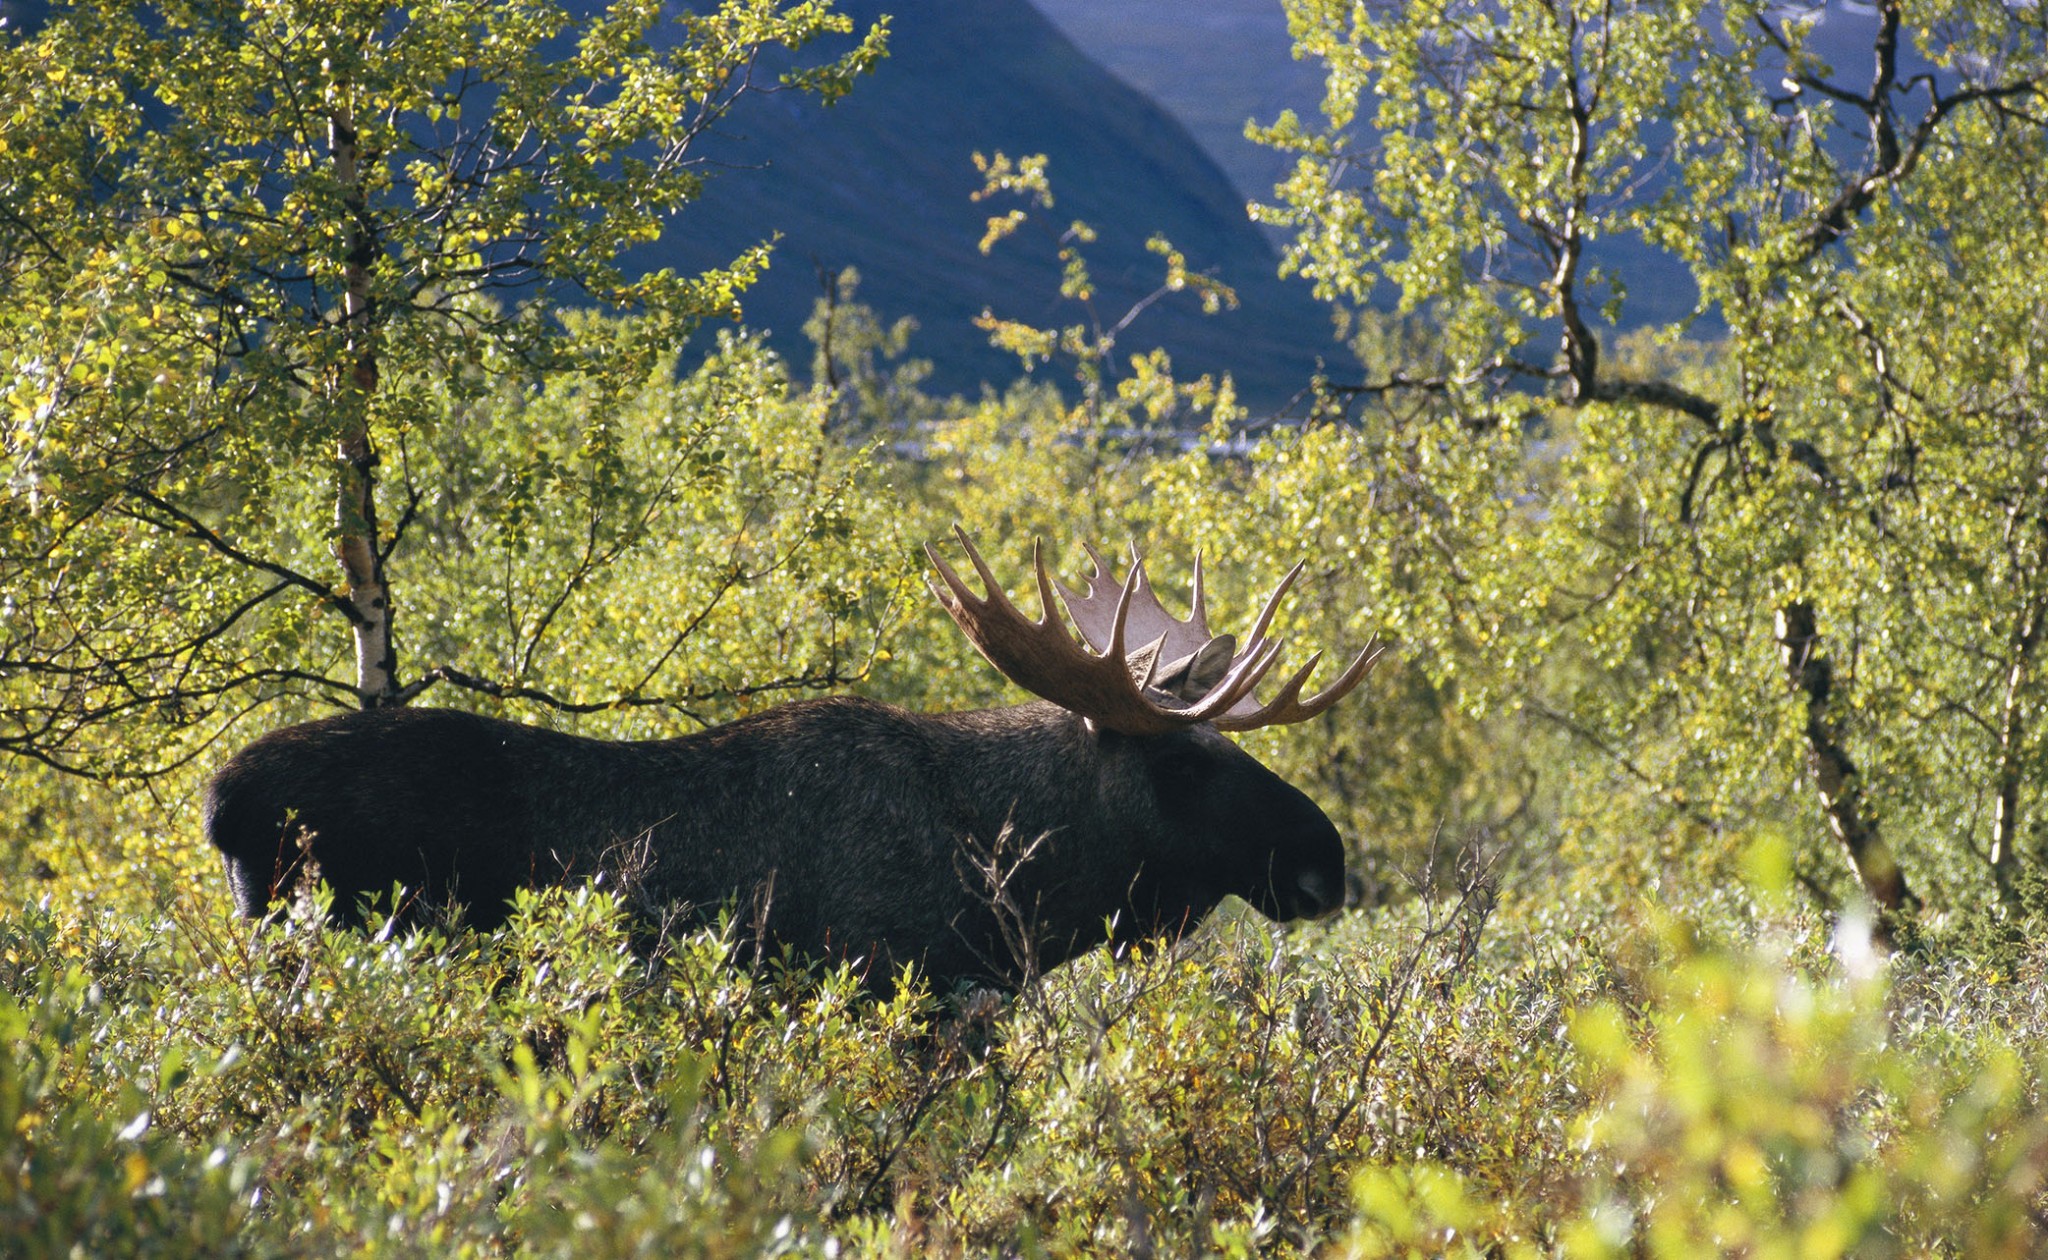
652, 0, 1348, 406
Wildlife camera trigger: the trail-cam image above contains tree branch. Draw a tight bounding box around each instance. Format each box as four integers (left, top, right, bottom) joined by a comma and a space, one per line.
118, 486, 357, 623
1774, 600, 1920, 947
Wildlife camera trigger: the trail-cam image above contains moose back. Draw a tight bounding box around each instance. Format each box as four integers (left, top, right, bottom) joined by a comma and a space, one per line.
205, 532, 1379, 989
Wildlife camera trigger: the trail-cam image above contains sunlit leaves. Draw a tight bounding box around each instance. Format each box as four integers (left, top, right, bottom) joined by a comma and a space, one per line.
1255, 0, 2048, 913
0, 0, 885, 770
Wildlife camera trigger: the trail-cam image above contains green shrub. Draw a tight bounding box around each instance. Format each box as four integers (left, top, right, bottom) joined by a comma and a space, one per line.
1, 912, 261, 1258
1338, 916, 2048, 1258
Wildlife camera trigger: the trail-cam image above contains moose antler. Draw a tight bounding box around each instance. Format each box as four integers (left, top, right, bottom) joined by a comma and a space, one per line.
925, 527, 1381, 735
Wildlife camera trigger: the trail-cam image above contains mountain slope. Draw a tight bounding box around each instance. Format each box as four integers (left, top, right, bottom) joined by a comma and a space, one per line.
1026, 0, 1323, 211
651, 0, 1345, 406
0, 0, 1347, 406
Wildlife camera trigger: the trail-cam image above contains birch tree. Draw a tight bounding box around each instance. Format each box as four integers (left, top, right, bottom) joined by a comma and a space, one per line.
0, 0, 886, 774
1259, 0, 2044, 934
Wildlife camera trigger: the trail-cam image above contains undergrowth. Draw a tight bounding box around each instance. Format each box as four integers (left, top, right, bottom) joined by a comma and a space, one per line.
7, 858, 2047, 1256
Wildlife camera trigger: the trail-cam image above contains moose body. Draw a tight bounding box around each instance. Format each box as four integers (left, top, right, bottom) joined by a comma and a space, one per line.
205, 532, 1377, 989
206, 697, 1346, 987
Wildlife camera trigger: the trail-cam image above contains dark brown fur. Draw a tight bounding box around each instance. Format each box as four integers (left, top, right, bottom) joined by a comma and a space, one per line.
204, 697, 1346, 989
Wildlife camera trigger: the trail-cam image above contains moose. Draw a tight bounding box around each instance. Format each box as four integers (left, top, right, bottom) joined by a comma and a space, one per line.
205, 530, 1380, 989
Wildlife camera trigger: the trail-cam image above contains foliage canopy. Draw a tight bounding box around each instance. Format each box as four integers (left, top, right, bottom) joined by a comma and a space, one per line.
1256, 0, 2048, 933
0, 0, 888, 773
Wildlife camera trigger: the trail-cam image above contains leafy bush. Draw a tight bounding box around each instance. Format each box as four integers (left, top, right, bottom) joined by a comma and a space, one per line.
10, 832, 2043, 1258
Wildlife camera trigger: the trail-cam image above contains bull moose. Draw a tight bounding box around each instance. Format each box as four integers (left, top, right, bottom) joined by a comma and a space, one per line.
205, 530, 1379, 989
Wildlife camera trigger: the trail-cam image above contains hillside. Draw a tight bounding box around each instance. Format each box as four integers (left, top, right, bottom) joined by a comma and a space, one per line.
1026, 0, 1324, 211
651, 0, 1346, 407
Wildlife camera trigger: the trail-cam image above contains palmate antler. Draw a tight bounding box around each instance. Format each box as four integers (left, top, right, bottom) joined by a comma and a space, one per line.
925, 527, 1381, 735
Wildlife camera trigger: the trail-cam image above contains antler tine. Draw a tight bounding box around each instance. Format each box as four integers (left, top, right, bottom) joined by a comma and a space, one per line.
1027, 538, 1062, 627
924, 544, 979, 613
1189, 551, 1209, 631
927, 529, 1213, 736
1237, 560, 1304, 660
1056, 540, 1117, 613
1083, 541, 1116, 579
1297, 639, 1386, 713
1102, 548, 1143, 664
1216, 638, 1386, 732
958, 526, 1026, 618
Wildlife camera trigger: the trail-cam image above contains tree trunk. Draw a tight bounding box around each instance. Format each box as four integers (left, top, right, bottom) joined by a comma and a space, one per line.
1990, 580, 2045, 893
1775, 601, 1918, 948
329, 106, 398, 707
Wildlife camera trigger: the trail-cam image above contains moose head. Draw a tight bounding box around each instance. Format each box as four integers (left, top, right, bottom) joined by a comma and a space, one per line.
925, 527, 1379, 924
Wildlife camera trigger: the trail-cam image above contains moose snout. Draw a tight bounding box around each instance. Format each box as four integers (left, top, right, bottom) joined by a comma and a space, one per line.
1291, 867, 1345, 919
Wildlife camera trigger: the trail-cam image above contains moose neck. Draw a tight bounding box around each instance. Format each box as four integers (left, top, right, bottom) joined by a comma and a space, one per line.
921, 701, 1210, 979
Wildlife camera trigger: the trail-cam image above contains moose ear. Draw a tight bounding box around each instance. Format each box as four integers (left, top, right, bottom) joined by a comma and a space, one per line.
1123, 636, 1168, 690
1149, 634, 1239, 702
